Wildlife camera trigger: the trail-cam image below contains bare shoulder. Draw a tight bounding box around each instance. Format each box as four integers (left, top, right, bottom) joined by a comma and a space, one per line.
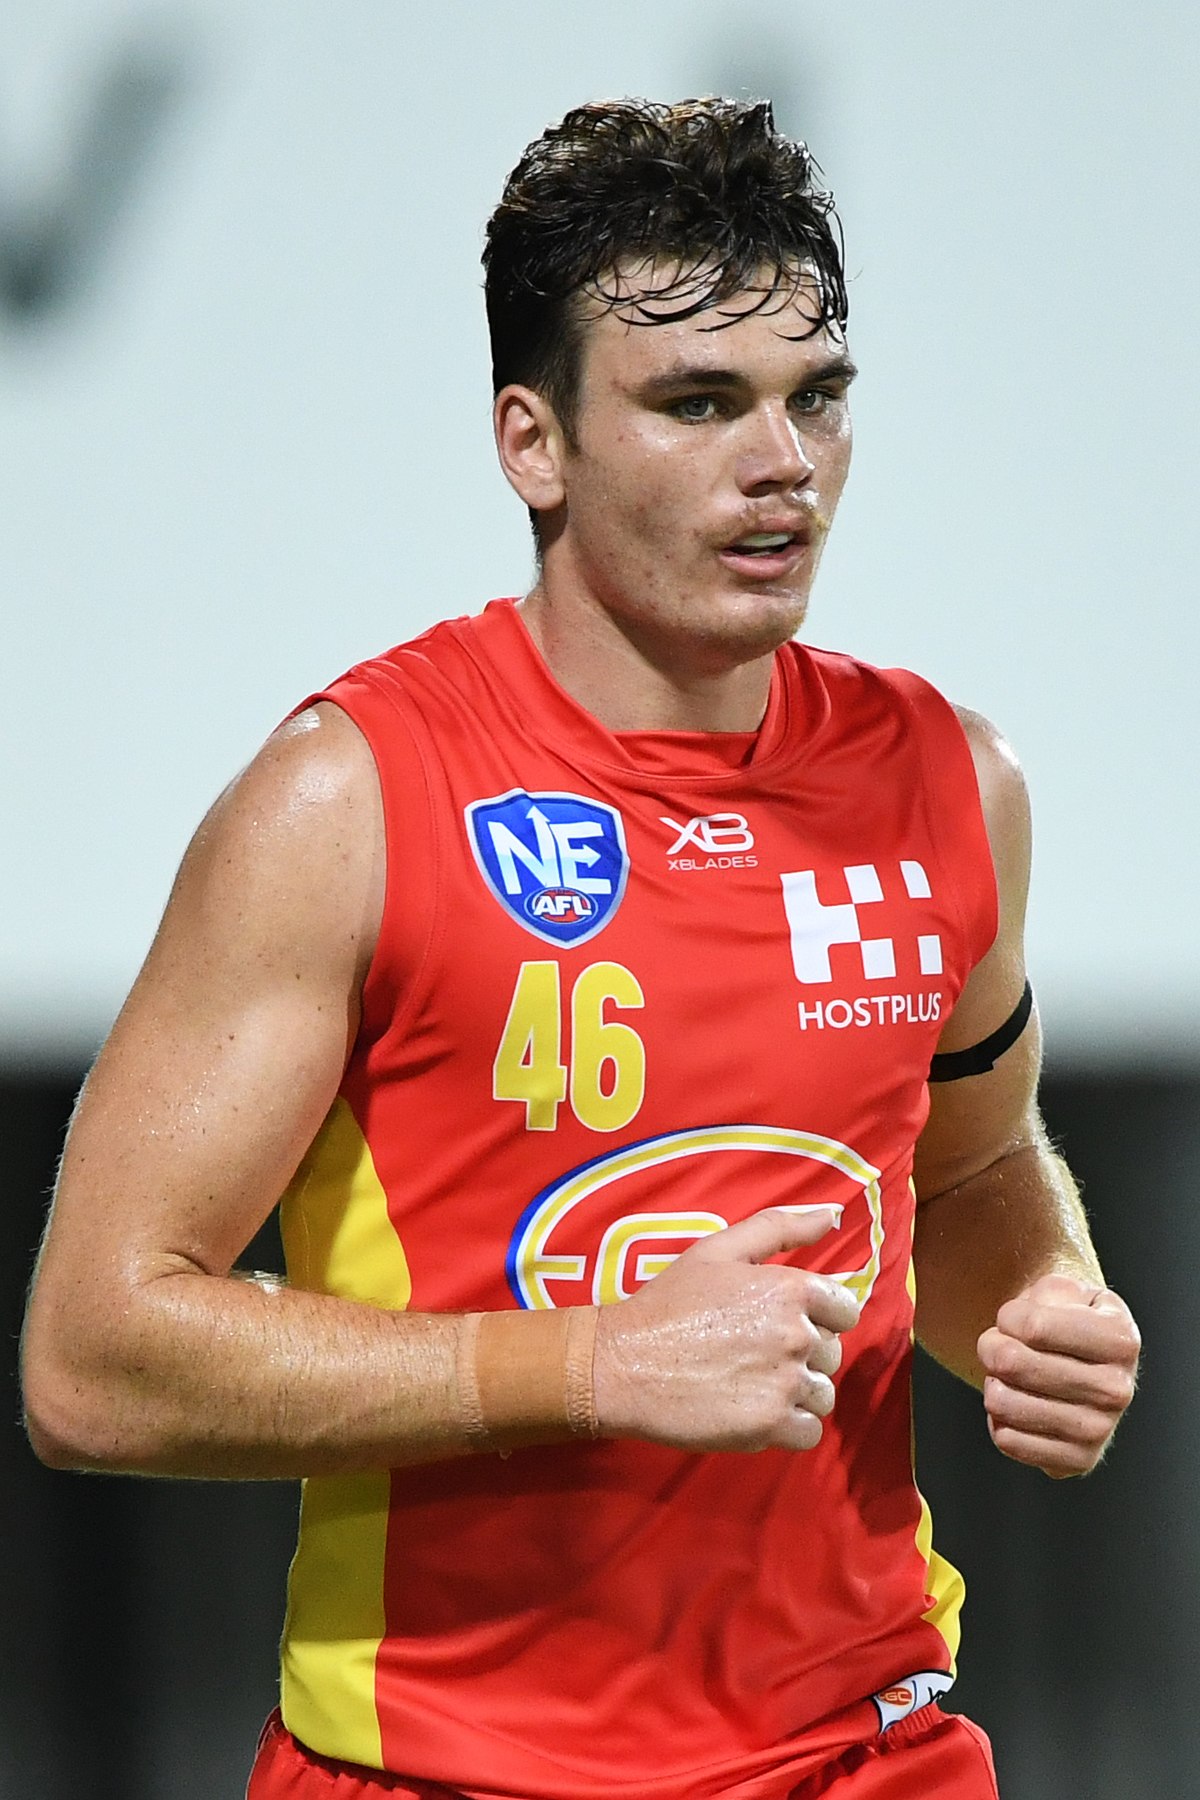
39, 700, 387, 1278
911, 705, 1044, 1192
952, 703, 1030, 890
952, 704, 1027, 808
85, 697, 387, 1137
202, 699, 381, 871
172, 700, 385, 985
247, 696, 377, 783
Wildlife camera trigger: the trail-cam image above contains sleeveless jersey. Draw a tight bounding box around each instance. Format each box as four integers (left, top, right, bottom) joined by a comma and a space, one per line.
275, 597, 997, 1800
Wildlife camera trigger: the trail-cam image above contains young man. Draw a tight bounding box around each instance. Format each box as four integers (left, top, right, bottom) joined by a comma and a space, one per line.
23, 99, 1139, 1799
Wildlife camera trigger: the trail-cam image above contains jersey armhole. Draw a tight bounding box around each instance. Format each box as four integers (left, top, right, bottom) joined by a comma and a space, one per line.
882, 668, 1000, 973
291, 671, 444, 1058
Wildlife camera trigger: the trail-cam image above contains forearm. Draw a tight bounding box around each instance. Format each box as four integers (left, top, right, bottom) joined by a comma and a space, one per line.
22, 1272, 592, 1479
912, 1138, 1104, 1388
23, 1205, 871, 1477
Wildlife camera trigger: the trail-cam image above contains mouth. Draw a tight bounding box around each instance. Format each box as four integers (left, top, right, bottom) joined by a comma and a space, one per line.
717, 529, 814, 581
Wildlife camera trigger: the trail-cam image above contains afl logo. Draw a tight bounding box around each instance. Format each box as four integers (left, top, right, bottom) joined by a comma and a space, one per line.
465, 789, 630, 947
506, 1124, 885, 1312
526, 887, 597, 924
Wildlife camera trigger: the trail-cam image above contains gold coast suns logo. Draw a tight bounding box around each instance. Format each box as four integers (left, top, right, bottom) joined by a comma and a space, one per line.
505, 1124, 885, 1309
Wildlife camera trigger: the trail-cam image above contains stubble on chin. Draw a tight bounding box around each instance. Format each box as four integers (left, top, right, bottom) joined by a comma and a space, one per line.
620, 584, 812, 679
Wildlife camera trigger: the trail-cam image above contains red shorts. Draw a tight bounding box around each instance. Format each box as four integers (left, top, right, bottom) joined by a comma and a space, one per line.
787, 1704, 998, 1798
247, 1704, 998, 1800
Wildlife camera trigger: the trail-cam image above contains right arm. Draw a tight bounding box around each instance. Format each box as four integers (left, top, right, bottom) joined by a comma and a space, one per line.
21, 705, 855, 1478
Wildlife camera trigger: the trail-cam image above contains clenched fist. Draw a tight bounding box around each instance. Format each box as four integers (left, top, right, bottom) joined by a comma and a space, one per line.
977, 1272, 1141, 1477
593, 1206, 861, 1453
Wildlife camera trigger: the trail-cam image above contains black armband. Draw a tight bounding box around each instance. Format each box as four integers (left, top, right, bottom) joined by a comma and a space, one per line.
928, 980, 1034, 1082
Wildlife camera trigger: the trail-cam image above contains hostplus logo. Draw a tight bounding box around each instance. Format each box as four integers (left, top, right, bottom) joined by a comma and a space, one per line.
779, 859, 943, 1032
662, 812, 758, 872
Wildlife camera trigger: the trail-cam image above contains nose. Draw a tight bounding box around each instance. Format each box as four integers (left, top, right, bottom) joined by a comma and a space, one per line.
735, 401, 814, 497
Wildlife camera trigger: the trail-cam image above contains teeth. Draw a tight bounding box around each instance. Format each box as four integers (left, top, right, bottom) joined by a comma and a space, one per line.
736, 532, 793, 550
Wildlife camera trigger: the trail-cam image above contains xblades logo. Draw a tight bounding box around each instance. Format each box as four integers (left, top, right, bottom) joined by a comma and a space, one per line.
662, 812, 757, 871
662, 813, 754, 854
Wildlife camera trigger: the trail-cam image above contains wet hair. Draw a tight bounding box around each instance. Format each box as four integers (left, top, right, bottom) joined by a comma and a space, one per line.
482, 96, 848, 449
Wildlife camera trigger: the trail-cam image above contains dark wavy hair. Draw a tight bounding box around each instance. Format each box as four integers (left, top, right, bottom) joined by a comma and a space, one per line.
483, 97, 848, 448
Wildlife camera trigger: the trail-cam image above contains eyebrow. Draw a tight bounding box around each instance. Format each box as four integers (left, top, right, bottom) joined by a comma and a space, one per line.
634, 355, 859, 401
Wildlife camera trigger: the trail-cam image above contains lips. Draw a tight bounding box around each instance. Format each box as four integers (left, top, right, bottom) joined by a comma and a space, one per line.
713, 508, 820, 580
718, 531, 813, 580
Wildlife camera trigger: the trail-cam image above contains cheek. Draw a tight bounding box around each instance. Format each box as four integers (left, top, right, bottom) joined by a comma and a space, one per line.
827, 417, 853, 480
574, 470, 663, 574
600, 454, 694, 543
624, 438, 706, 524
624, 480, 698, 557
809, 422, 852, 509
568, 420, 707, 562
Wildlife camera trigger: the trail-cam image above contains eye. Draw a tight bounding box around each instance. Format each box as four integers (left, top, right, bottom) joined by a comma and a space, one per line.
791, 384, 851, 419
672, 394, 723, 423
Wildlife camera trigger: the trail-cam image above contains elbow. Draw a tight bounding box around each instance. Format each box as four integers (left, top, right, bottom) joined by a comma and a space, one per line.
24, 1409, 83, 1472
20, 1323, 139, 1474
22, 1373, 99, 1471
22, 1258, 165, 1473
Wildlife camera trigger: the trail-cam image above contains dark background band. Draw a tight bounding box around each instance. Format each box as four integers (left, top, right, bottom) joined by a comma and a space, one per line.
1, 1058, 1192, 1799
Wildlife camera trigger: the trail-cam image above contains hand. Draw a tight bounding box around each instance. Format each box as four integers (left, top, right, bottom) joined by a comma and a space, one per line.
593, 1207, 860, 1452
977, 1273, 1141, 1477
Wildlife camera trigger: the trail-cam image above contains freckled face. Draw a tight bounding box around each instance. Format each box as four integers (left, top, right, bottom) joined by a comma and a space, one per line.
553, 274, 856, 670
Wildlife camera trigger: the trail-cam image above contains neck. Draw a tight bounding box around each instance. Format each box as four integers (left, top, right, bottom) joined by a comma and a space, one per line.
518, 585, 778, 733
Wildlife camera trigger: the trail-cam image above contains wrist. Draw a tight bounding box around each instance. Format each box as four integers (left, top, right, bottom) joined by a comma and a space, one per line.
454, 1305, 600, 1454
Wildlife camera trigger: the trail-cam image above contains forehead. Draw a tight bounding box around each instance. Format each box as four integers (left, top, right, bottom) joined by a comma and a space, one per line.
576, 260, 846, 389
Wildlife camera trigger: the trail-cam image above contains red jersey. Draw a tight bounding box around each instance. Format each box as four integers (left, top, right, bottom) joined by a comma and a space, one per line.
275, 598, 996, 1799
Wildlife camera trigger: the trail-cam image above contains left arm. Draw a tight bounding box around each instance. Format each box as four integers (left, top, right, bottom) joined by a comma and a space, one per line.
911, 709, 1140, 1476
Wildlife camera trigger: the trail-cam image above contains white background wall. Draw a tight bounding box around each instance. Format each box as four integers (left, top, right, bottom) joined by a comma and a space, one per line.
3, 1, 1196, 1062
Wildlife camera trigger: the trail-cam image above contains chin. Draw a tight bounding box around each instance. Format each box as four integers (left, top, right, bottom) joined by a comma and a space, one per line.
667, 595, 809, 674
712, 586, 810, 648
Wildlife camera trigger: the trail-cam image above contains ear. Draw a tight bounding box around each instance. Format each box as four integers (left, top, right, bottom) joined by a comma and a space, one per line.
493, 384, 567, 514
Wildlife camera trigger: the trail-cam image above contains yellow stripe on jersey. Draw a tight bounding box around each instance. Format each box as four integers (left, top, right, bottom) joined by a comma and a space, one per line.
280, 1469, 394, 1767
905, 1219, 965, 1670
915, 1491, 965, 1671
281, 1096, 413, 1308
277, 1097, 412, 1770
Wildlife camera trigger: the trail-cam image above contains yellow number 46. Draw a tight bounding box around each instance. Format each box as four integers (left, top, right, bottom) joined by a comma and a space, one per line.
493, 961, 646, 1133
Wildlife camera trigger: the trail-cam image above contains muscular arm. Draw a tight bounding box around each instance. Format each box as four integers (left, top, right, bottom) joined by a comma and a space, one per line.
911, 709, 1139, 1473
21, 705, 476, 1477
21, 705, 857, 1478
